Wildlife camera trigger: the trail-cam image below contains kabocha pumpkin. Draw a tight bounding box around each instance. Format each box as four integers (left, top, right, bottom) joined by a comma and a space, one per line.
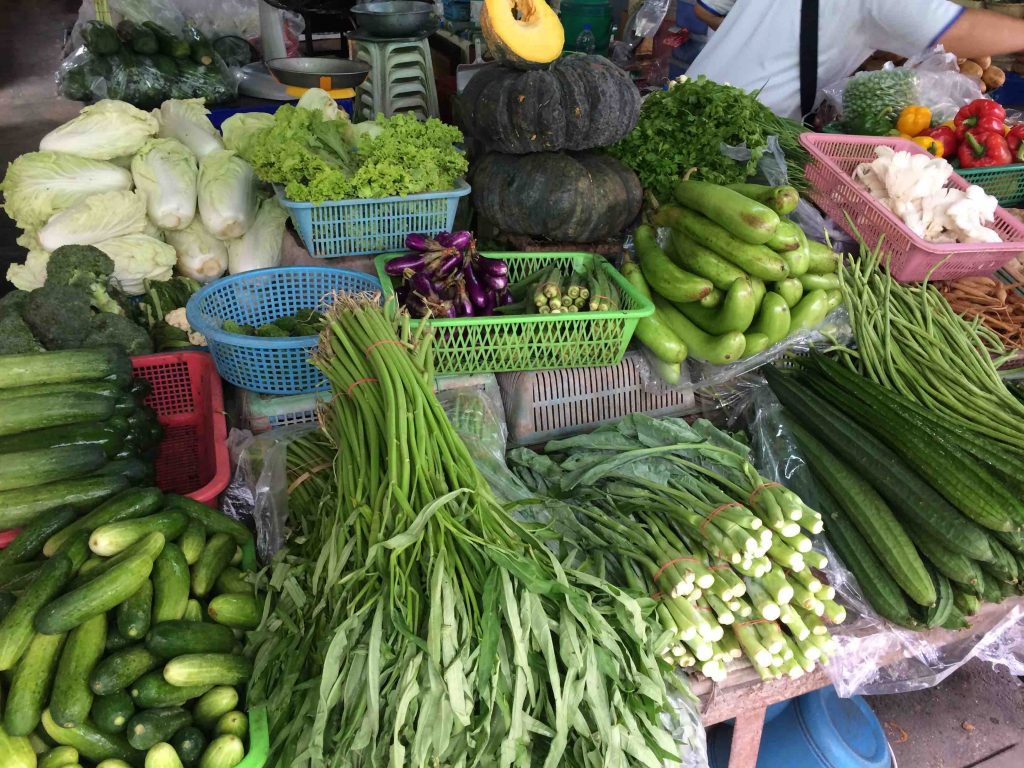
463, 55, 642, 154
473, 152, 642, 242
481, 0, 564, 69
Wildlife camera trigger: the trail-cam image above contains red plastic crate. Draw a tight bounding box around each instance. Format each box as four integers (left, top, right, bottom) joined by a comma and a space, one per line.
132, 351, 230, 508
801, 133, 1024, 281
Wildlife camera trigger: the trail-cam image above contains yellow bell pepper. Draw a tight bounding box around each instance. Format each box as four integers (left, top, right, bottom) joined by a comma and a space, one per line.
897, 105, 932, 137
912, 135, 943, 156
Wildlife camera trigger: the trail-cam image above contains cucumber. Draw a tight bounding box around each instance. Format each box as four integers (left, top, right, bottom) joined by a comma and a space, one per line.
118, 581, 154, 640
743, 333, 772, 358
131, 671, 211, 709
0, 722, 37, 768
98, 761, 134, 768
207, 595, 259, 631
788, 290, 831, 334
777, 224, 810, 276
0, 591, 15, 620
163, 498, 250, 548
81, 21, 122, 56
60, 533, 93, 573
41, 710, 141, 765
75, 534, 166, 590
748, 292, 791, 345
6, 632, 67, 736
748, 277, 766, 313
765, 219, 802, 251
0, 562, 41, 593
190, 535, 236, 599
773, 278, 804, 308
40, 746, 81, 768
619, 261, 688, 364
0, 446, 107, 493
51, 614, 107, 728
0, 553, 74, 671
198, 735, 243, 768
0, 506, 77, 569
178, 524, 206, 567
0, 393, 115, 438
0, 380, 126, 403
634, 224, 714, 303
162, 655, 252, 688
117, 20, 159, 55
806, 240, 841, 274
91, 514, 188, 558
36, 553, 156, 635
798, 272, 841, 291
0, 477, 130, 530
212, 569, 249, 597
675, 276, 757, 335
659, 206, 789, 281
826, 289, 843, 311
184, 24, 214, 66
191, 688, 238, 732
214, 712, 246, 739
92, 458, 153, 485
652, 294, 747, 365
699, 287, 723, 308
724, 183, 800, 216
146, 743, 185, 768
45, 488, 164, 557
665, 230, 746, 290
92, 691, 136, 734
146, 622, 236, 658
788, 419, 936, 606
91, 646, 163, 696
143, 22, 191, 58
127, 708, 192, 751
153, 544, 190, 624
170, 728, 206, 768
183, 600, 203, 623
673, 180, 781, 244
0, 349, 130, 391
0, 420, 128, 459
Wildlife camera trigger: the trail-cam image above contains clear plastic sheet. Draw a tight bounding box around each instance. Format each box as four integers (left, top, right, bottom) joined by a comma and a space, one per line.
744, 381, 1024, 697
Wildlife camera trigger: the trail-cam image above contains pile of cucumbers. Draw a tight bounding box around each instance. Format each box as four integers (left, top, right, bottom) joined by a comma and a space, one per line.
0, 485, 259, 768
60, 19, 243, 107
0, 349, 162, 533
623, 180, 843, 382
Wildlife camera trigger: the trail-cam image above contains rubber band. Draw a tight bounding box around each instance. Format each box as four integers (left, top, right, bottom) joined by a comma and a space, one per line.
708, 563, 731, 571
735, 618, 774, 628
650, 590, 664, 600
287, 461, 331, 494
346, 377, 378, 398
593, 294, 612, 302
364, 339, 404, 357
747, 482, 783, 507
700, 502, 743, 534
652, 556, 698, 583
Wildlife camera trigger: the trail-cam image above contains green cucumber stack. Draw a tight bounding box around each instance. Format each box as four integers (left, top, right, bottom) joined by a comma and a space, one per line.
625, 181, 842, 383
767, 355, 1024, 631
0, 473, 257, 767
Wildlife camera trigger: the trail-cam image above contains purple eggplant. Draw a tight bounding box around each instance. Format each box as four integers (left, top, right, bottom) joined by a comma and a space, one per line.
501, 290, 515, 306
483, 273, 509, 292
434, 251, 463, 278
448, 231, 473, 251
385, 252, 429, 277
435, 231, 454, 248
463, 265, 489, 309
409, 271, 436, 298
406, 233, 445, 253
453, 283, 474, 317
479, 258, 509, 277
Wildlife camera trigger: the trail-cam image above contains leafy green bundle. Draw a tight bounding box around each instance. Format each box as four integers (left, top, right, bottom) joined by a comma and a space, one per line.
610, 76, 808, 202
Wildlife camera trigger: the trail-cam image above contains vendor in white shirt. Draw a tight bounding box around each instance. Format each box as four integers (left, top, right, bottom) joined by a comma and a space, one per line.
690, 0, 1024, 120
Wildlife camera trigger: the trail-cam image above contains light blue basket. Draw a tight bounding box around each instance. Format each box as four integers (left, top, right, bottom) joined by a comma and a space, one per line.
276, 180, 471, 259
186, 267, 382, 395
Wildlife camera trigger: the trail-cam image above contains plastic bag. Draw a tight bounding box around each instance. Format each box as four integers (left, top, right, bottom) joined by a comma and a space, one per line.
175, 0, 304, 50
745, 382, 1024, 697
904, 46, 985, 124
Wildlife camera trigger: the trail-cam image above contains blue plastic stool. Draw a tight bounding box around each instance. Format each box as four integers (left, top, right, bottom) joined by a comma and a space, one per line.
707, 686, 892, 768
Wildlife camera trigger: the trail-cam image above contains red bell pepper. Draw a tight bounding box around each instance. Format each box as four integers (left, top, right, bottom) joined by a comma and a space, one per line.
955, 99, 1007, 134
925, 125, 959, 158
1006, 125, 1024, 161
958, 131, 1013, 168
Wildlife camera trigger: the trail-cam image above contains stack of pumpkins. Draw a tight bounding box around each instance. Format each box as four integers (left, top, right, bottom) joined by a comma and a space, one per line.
464, 0, 644, 243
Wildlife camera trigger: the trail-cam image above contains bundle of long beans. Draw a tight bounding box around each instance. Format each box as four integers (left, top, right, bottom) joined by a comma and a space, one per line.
507, 416, 842, 683
838, 239, 1024, 454
246, 296, 685, 767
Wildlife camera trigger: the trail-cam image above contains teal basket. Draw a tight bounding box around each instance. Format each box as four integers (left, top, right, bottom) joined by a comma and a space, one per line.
186, 267, 382, 395
956, 163, 1024, 207
375, 252, 654, 375
276, 180, 471, 258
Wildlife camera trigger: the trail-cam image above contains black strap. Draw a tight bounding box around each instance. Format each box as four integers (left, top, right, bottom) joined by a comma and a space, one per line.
799, 0, 820, 124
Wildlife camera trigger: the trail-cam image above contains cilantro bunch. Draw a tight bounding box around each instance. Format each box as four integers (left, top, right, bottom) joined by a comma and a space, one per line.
609, 76, 808, 202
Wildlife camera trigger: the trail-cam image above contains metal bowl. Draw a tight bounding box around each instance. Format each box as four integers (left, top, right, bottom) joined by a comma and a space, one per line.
265, 57, 370, 90
351, 1, 437, 37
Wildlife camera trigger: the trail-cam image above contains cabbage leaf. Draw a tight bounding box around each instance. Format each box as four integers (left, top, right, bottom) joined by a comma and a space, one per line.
39, 99, 158, 160
132, 137, 199, 230
198, 149, 258, 240
37, 190, 148, 251
157, 98, 224, 160
227, 197, 289, 274
95, 233, 177, 296
164, 218, 229, 283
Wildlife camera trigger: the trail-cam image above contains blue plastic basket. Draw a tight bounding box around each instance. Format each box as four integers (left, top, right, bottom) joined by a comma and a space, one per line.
186, 267, 382, 395
276, 180, 471, 259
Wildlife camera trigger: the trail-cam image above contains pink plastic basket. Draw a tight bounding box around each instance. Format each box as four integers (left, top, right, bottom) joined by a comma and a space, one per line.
801, 133, 1024, 281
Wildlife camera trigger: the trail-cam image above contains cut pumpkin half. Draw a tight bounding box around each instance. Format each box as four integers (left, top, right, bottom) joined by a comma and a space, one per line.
481, 0, 565, 69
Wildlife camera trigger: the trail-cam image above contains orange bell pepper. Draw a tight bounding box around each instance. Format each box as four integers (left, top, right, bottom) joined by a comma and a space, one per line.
897, 105, 932, 137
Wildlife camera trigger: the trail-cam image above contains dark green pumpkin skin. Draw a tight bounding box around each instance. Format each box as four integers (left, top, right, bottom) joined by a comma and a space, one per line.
472, 151, 643, 242
463, 54, 641, 155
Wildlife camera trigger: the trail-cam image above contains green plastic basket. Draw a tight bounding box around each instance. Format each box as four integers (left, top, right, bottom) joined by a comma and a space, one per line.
956, 163, 1024, 207
375, 252, 654, 375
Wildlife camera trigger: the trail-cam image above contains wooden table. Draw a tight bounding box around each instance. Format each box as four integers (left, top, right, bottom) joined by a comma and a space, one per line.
691, 598, 1024, 768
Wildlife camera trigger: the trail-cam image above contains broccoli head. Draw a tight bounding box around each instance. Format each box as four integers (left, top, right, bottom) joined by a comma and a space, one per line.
0, 290, 30, 319
24, 285, 94, 350
0, 312, 44, 355
83, 313, 154, 356
45, 245, 125, 316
